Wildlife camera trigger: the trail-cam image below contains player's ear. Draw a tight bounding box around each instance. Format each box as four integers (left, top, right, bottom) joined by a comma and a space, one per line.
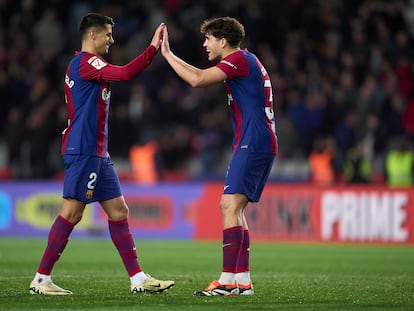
220, 37, 227, 48
90, 30, 96, 40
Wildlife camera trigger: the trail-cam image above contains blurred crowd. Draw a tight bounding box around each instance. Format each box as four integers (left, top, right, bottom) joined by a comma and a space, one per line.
0, 0, 414, 184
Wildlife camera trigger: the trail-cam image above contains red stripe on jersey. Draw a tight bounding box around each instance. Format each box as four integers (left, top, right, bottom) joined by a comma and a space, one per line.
62, 68, 75, 155
96, 82, 109, 157
230, 96, 243, 154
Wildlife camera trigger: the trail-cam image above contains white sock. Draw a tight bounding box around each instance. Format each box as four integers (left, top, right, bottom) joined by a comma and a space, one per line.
236, 272, 251, 285
33, 273, 51, 285
218, 272, 235, 284
130, 271, 147, 285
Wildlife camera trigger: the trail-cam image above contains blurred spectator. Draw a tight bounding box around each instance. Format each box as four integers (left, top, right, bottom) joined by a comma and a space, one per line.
22, 107, 53, 179
385, 138, 414, 187
334, 109, 358, 155
129, 140, 159, 184
384, 93, 407, 138
108, 103, 137, 158
3, 107, 24, 177
32, 7, 65, 58
308, 136, 336, 185
344, 141, 372, 183
403, 98, 414, 144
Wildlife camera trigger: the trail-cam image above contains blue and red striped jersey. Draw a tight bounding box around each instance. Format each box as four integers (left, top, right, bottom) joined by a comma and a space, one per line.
62, 45, 156, 157
216, 49, 278, 155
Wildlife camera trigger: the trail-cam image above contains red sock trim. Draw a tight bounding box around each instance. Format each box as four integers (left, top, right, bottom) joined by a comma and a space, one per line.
108, 218, 128, 225
223, 226, 243, 233
57, 215, 75, 227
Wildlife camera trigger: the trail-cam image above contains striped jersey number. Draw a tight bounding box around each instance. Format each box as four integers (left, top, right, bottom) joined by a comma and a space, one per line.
264, 79, 273, 104
264, 79, 275, 133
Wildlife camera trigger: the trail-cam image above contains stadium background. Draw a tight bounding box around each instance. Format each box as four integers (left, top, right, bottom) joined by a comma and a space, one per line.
0, 0, 414, 243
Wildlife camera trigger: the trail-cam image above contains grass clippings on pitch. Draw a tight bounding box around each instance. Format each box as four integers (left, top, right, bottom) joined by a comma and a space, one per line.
0, 239, 413, 310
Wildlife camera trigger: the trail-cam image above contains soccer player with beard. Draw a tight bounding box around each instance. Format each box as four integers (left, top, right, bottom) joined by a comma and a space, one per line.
29, 13, 174, 295
161, 17, 278, 296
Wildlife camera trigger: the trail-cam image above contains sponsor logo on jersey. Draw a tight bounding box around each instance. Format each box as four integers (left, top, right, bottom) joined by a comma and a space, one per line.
88, 56, 107, 70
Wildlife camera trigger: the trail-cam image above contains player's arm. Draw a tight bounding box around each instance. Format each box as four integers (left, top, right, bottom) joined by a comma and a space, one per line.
164, 53, 226, 87
102, 22, 164, 81
99, 45, 157, 81
82, 23, 164, 81
161, 26, 226, 87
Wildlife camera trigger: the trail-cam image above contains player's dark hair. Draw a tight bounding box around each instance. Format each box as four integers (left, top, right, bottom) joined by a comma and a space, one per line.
200, 17, 245, 48
79, 13, 115, 39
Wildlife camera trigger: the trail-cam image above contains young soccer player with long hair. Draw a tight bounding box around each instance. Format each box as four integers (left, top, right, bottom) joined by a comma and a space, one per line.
161, 17, 277, 296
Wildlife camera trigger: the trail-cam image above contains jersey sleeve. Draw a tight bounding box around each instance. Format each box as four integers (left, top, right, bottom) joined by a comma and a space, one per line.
79, 45, 157, 81
215, 51, 249, 80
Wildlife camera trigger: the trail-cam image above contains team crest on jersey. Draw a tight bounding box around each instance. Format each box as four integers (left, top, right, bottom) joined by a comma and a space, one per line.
86, 189, 94, 199
102, 88, 111, 101
88, 56, 107, 70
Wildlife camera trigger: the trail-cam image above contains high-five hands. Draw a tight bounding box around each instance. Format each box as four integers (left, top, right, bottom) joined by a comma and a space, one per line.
150, 23, 165, 50
160, 25, 171, 57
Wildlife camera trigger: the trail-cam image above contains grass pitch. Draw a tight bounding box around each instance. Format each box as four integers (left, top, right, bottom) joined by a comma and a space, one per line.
0, 238, 413, 310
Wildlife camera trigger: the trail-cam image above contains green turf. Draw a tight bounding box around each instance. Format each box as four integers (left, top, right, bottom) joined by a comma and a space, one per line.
0, 238, 413, 310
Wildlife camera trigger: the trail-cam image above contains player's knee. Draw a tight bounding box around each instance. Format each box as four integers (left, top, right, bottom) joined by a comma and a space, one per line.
108, 204, 129, 221
219, 201, 237, 217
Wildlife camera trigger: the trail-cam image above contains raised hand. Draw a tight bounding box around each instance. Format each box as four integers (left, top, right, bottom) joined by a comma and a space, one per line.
161, 26, 171, 57
150, 23, 165, 50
